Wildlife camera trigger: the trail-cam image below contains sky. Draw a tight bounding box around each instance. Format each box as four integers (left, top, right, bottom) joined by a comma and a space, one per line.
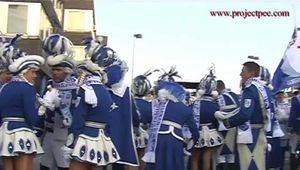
94, 0, 300, 93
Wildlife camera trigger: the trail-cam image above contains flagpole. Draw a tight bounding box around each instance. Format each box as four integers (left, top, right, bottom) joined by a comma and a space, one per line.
131, 36, 136, 81
131, 34, 142, 81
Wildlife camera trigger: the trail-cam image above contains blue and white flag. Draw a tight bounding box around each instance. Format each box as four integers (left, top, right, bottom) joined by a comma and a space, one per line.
272, 27, 300, 93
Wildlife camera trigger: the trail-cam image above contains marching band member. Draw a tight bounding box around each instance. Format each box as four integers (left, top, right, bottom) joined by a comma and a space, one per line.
275, 91, 290, 169
131, 70, 156, 170
0, 39, 44, 170
38, 34, 77, 170
85, 37, 139, 170
192, 67, 223, 170
215, 61, 271, 170
63, 60, 120, 170
0, 35, 20, 88
288, 87, 300, 170
215, 80, 240, 170
142, 67, 199, 170
259, 66, 284, 170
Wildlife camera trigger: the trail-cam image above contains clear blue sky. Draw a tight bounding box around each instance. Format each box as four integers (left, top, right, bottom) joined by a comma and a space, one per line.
94, 0, 299, 93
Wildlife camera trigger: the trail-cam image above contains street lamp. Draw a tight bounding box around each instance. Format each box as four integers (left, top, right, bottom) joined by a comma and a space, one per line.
248, 55, 259, 60
131, 34, 143, 81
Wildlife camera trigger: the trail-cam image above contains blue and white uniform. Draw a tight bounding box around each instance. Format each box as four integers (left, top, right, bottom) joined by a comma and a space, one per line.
141, 80, 199, 170
85, 38, 140, 166
106, 83, 139, 166
266, 91, 284, 169
38, 77, 77, 169
134, 97, 150, 149
216, 89, 240, 164
68, 67, 120, 166
193, 69, 223, 149
0, 50, 44, 157
38, 33, 77, 169
0, 78, 44, 156
258, 66, 284, 169
222, 77, 271, 170
0, 34, 22, 90
131, 72, 155, 149
193, 95, 223, 148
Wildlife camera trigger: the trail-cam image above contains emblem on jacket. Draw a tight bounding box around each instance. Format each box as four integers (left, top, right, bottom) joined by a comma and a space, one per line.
244, 99, 251, 108
110, 102, 118, 111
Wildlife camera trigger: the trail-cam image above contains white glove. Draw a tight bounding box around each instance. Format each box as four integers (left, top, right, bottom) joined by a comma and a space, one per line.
267, 143, 272, 152
183, 148, 191, 156
38, 97, 55, 111
45, 88, 60, 108
214, 111, 227, 120
62, 118, 72, 127
186, 139, 194, 150
45, 88, 59, 101
61, 145, 73, 161
214, 108, 240, 120
37, 89, 59, 113
38, 105, 47, 116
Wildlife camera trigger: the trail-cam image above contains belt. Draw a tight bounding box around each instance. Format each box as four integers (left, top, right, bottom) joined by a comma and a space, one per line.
85, 121, 106, 129
161, 120, 182, 129
2, 117, 25, 122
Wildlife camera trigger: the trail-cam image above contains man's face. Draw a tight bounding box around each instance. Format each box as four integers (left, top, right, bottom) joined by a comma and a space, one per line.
240, 66, 253, 84
51, 67, 68, 82
23, 68, 38, 84
0, 70, 12, 83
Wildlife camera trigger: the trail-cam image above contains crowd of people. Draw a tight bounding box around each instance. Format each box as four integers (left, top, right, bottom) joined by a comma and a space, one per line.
0, 33, 299, 170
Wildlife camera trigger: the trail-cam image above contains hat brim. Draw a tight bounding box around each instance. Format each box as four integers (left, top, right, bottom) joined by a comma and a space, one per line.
8, 55, 44, 73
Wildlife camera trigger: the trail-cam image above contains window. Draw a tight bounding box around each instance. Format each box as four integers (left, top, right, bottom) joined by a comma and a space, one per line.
66, 11, 85, 31
64, 9, 93, 32
7, 5, 28, 33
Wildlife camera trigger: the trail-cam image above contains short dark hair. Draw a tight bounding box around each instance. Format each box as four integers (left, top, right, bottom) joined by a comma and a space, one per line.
216, 80, 225, 90
243, 61, 260, 77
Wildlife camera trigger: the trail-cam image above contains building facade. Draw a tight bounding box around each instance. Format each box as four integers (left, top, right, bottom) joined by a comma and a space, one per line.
0, 0, 107, 93
0, 0, 108, 61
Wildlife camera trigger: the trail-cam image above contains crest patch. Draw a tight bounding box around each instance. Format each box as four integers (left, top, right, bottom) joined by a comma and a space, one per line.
244, 99, 251, 108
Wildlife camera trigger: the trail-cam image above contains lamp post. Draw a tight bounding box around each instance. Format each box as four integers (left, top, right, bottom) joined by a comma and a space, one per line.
131, 34, 142, 81
248, 55, 259, 60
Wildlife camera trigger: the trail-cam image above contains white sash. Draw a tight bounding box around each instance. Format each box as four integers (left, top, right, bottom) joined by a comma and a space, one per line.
251, 80, 272, 132
193, 99, 201, 128
142, 99, 168, 163
236, 77, 271, 144
193, 96, 215, 129
218, 94, 228, 131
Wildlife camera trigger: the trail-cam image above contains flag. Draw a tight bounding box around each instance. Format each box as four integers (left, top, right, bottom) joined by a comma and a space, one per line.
272, 27, 300, 93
